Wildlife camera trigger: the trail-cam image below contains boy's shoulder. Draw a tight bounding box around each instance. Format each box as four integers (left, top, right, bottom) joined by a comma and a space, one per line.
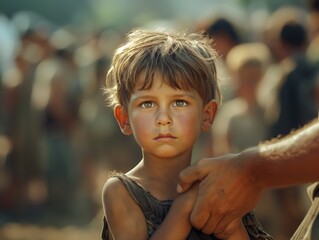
102, 173, 139, 221
102, 172, 148, 237
102, 172, 128, 202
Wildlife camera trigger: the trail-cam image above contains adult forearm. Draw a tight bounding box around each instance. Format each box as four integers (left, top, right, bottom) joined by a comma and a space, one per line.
248, 119, 319, 190
177, 119, 319, 236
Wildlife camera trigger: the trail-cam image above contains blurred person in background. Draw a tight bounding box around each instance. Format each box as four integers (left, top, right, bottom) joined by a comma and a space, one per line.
75, 29, 142, 220
0, 13, 19, 225
30, 25, 93, 225
270, 21, 318, 138
199, 16, 242, 102
76, 28, 139, 171
210, 42, 271, 156
202, 17, 241, 61
0, 11, 55, 223
208, 42, 283, 237
194, 16, 243, 158
254, 6, 319, 239
271, 16, 318, 240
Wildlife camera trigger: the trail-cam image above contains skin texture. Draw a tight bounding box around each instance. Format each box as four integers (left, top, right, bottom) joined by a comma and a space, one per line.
177, 119, 319, 238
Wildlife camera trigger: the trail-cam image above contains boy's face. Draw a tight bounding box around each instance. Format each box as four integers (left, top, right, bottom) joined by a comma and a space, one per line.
114, 71, 217, 160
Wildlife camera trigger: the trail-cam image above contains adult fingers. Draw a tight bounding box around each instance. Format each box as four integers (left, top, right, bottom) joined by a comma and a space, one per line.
189, 201, 211, 230
198, 199, 231, 235
213, 212, 244, 235
201, 213, 223, 234
214, 218, 242, 239
177, 160, 208, 193
207, 214, 238, 236
189, 183, 218, 230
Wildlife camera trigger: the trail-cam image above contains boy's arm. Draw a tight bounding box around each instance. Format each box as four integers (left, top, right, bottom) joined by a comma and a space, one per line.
102, 178, 148, 240
102, 178, 197, 240
149, 184, 198, 240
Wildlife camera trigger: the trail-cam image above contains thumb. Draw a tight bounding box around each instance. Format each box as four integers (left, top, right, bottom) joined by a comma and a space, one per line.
177, 161, 207, 193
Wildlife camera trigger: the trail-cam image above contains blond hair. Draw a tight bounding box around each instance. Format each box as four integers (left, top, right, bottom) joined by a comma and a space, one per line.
104, 28, 221, 109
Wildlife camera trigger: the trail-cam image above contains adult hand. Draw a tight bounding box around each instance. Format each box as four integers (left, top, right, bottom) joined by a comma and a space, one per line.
177, 153, 262, 236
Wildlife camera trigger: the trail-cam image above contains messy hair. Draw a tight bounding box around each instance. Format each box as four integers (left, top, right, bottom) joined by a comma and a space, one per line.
104, 28, 222, 109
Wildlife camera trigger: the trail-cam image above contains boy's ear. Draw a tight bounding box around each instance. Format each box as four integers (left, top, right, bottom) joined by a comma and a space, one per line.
202, 100, 218, 131
114, 105, 132, 135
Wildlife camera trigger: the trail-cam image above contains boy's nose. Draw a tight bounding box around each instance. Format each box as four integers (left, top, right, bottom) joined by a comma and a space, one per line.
155, 110, 172, 126
156, 119, 172, 126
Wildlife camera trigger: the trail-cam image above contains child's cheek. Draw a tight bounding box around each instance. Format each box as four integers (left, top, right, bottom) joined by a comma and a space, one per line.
130, 113, 153, 135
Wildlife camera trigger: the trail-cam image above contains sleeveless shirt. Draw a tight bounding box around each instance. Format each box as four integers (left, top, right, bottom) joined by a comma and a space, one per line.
101, 173, 273, 239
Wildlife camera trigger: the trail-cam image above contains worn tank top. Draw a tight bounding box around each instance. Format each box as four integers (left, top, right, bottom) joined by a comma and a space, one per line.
101, 173, 273, 239
291, 182, 319, 240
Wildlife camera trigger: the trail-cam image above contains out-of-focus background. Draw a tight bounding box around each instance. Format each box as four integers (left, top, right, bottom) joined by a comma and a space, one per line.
0, 0, 319, 239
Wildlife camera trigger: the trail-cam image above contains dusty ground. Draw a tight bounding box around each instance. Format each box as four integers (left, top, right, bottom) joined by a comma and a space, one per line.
0, 223, 100, 240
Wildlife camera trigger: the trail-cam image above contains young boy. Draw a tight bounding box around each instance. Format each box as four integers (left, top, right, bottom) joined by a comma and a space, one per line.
101, 29, 272, 239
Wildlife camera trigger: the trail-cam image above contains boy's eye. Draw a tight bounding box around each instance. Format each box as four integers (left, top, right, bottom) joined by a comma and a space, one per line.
140, 101, 155, 108
173, 100, 188, 107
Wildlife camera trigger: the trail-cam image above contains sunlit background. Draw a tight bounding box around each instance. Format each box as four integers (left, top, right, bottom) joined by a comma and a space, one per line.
0, 0, 318, 239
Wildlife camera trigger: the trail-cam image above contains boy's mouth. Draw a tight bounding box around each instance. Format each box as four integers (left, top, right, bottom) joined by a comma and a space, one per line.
154, 134, 176, 140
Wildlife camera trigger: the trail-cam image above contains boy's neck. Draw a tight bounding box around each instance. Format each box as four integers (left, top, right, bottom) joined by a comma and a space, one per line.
126, 154, 192, 200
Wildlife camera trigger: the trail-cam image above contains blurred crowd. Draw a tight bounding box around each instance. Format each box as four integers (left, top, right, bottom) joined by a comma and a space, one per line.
0, 9, 142, 239
0, 1, 319, 239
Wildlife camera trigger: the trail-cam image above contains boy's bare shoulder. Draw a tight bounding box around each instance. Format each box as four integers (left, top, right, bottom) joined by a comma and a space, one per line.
102, 175, 128, 203
102, 174, 148, 238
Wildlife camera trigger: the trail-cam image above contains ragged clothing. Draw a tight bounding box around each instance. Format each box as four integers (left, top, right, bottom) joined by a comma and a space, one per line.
101, 173, 273, 239
291, 182, 319, 240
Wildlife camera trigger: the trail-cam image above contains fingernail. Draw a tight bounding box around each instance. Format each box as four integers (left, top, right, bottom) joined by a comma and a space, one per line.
177, 184, 182, 193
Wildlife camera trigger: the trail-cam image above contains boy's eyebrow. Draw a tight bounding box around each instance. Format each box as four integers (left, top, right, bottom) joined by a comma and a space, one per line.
170, 93, 198, 99
130, 95, 152, 101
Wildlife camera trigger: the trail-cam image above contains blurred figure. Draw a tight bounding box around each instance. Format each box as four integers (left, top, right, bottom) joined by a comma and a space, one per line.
30, 26, 93, 225
202, 17, 241, 60
270, 21, 318, 138
210, 42, 271, 157
0, 14, 18, 225
259, 6, 314, 129
200, 17, 242, 102
207, 42, 276, 237
75, 29, 137, 212
0, 14, 54, 223
195, 16, 243, 157
76, 29, 117, 166
258, 6, 319, 239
